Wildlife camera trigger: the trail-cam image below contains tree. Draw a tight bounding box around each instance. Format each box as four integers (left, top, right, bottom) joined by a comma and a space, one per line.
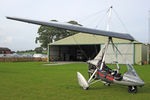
35, 20, 82, 49
34, 47, 43, 53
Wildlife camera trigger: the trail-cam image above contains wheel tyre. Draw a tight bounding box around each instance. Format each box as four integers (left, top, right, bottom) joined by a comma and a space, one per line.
128, 86, 137, 93
104, 83, 110, 86
83, 87, 89, 90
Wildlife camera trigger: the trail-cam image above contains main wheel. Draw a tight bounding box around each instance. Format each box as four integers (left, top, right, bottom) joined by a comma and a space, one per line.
128, 86, 137, 93
104, 83, 111, 86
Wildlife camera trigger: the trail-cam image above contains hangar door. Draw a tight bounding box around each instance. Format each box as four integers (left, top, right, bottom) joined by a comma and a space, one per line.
101, 44, 134, 64
49, 45, 100, 61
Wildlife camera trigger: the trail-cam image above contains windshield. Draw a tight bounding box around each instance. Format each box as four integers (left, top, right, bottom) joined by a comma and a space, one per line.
126, 63, 138, 77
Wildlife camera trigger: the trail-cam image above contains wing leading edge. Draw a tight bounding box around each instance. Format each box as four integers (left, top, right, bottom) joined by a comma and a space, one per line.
6, 16, 134, 41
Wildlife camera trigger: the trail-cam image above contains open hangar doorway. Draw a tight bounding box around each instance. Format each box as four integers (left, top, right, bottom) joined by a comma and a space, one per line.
49, 44, 100, 61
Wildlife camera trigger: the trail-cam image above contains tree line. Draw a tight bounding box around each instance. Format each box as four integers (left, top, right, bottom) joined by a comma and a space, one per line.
35, 20, 82, 49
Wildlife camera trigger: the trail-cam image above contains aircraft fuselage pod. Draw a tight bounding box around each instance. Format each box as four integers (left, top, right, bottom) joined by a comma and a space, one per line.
78, 38, 144, 93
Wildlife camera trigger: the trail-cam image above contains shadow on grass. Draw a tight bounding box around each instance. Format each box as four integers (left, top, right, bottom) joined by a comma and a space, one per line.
138, 86, 150, 94
87, 84, 149, 94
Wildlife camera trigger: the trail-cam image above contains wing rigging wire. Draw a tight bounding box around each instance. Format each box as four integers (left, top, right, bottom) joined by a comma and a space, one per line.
77, 8, 108, 23
71, 35, 89, 60
95, 12, 107, 29
88, 7, 133, 65
112, 41, 133, 65
112, 9, 130, 33
72, 8, 111, 60
77, 8, 109, 29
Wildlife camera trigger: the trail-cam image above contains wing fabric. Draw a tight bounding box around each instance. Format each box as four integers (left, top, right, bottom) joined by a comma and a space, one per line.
6, 17, 134, 41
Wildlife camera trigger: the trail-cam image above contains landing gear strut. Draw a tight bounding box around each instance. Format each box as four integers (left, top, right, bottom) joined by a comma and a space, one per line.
128, 86, 137, 93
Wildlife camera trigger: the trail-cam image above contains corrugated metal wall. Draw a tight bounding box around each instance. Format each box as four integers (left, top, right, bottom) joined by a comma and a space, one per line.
101, 44, 134, 64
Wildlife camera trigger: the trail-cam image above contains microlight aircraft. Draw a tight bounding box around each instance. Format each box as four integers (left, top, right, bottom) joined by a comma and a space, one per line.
6, 16, 144, 93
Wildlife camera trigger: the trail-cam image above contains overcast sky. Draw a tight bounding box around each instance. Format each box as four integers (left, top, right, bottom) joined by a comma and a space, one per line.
0, 0, 150, 51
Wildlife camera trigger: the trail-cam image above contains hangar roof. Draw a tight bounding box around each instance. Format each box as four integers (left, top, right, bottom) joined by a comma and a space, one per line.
49, 33, 140, 45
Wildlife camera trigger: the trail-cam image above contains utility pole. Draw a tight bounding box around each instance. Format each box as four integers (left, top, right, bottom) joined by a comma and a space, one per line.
149, 10, 150, 44
147, 10, 150, 64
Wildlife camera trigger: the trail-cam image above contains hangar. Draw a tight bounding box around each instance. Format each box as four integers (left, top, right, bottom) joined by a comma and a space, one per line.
48, 33, 150, 65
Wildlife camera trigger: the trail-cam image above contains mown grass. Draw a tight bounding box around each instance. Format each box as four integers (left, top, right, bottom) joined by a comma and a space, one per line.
0, 62, 150, 100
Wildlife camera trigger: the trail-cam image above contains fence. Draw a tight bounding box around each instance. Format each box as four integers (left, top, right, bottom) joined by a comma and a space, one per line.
0, 57, 48, 62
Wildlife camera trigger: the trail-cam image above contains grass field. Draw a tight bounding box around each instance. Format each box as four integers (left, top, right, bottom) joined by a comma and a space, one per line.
0, 62, 150, 100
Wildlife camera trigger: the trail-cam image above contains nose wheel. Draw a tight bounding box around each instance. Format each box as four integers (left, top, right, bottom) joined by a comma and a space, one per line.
128, 86, 137, 93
